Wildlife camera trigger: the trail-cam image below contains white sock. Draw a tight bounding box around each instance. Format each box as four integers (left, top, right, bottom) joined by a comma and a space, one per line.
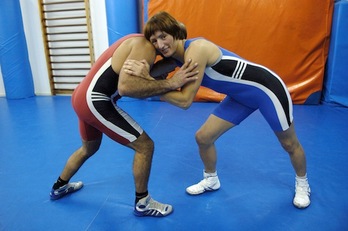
204, 170, 217, 178
296, 173, 307, 181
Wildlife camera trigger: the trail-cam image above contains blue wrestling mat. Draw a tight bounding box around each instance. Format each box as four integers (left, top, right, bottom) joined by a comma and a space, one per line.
0, 96, 347, 230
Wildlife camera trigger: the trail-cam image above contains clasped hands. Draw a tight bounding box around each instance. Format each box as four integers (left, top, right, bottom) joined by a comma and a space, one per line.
123, 58, 199, 87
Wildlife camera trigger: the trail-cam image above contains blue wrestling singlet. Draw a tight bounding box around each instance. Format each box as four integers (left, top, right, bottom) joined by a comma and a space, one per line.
184, 38, 293, 131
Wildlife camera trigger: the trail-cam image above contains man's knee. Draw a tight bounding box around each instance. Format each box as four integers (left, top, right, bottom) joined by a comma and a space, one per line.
195, 129, 212, 146
142, 136, 154, 153
281, 138, 301, 155
82, 139, 102, 157
133, 132, 154, 154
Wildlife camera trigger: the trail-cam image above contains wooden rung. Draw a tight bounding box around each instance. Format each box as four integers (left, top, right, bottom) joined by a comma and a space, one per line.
46, 24, 87, 28
46, 31, 87, 35
44, 16, 85, 21
53, 82, 81, 84
54, 90, 75, 94
53, 75, 85, 77
52, 68, 90, 70
49, 46, 89, 49
49, 54, 90, 57
48, 39, 88, 42
43, 8, 85, 13
51, 61, 90, 64
42, 0, 84, 6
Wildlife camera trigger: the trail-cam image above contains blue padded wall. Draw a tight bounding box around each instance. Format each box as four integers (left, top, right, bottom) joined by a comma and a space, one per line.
323, 1, 348, 107
104, 0, 139, 45
0, 0, 34, 99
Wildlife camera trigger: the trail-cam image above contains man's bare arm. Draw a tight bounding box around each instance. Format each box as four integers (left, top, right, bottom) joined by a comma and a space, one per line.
113, 39, 172, 98
119, 60, 198, 98
121, 58, 199, 98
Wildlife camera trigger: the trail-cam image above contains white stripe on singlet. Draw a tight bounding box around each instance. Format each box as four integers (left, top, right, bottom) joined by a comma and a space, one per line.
86, 58, 142, 142
232, 60, 247, 79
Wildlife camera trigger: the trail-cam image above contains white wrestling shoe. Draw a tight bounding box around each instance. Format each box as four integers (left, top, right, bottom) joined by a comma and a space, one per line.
186, 170, 220, 195
293, 175, 311, 208
134, 194, 173, 217
50, 181, 83, 200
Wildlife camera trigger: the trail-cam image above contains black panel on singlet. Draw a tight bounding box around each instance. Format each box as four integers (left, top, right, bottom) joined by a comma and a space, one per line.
92, 66, 119, 97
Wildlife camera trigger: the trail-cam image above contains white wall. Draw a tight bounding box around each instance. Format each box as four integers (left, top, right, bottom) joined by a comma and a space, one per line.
0, 0, 109, 97
20, 0, 50, 95
89, 0, 109, 59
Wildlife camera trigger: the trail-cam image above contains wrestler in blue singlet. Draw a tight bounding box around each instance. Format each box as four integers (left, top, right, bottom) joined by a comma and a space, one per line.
184, 38, 294, 132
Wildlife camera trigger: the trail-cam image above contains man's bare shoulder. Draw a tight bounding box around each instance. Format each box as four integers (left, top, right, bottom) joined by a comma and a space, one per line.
123, 36, 153, 49
126, 37, 156, 63
187, 39, 220, 66
112, 36, 156, 73
189, 39, 216, 51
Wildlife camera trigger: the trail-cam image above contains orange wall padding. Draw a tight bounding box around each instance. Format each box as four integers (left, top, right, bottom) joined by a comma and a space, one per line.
146, 0, 333, 104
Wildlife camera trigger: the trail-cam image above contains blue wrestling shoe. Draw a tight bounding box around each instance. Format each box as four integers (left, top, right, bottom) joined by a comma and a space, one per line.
134, 195, 173, 217
50, 181, 83, 200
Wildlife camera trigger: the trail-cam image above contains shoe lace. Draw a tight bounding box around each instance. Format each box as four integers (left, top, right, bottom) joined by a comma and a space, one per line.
295, 181, 310, 196
148, 199, 167, 211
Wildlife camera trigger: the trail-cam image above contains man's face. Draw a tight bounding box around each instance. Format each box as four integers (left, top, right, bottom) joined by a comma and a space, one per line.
149, 31, 176, 58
